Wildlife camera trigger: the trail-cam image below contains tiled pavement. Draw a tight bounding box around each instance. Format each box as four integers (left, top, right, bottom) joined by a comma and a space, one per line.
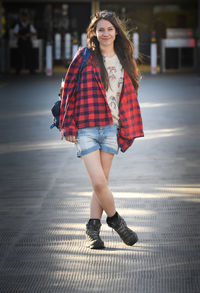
0, 72, 200, 293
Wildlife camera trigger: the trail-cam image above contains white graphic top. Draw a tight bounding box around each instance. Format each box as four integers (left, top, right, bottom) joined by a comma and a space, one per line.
104, 54, 124, 125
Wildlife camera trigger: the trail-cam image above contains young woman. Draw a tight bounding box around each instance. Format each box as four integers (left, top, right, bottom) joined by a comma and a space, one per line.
60, 11, 144, 249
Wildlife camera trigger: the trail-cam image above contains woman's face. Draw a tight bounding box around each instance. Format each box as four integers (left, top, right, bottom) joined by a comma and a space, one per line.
95, 19, 117, 48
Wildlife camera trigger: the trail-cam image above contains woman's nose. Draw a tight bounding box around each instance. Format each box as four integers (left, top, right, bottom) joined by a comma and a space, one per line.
102, 30, 109, 36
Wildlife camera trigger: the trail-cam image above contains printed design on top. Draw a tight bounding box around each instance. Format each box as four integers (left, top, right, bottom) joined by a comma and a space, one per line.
104, 55, 124, 125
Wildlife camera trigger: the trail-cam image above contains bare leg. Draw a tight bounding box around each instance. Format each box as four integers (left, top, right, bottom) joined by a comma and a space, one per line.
90, 150, 114, 219
90, 192, 103, 219
82, 150, 116, 217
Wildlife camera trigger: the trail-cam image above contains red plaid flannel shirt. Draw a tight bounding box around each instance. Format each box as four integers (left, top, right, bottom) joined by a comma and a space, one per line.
60, 48, 144, 152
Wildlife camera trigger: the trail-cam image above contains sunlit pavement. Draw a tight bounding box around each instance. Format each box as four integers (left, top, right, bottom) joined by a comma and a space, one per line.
0, 72, 200, 293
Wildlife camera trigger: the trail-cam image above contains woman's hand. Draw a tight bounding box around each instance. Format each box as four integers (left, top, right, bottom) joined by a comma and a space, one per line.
65, 136, 76, 143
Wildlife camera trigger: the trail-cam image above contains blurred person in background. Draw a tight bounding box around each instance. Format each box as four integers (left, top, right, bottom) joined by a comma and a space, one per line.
13, 9, 36, 74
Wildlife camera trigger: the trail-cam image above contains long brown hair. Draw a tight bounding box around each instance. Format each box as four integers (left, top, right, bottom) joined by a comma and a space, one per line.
87, 11, 140, 91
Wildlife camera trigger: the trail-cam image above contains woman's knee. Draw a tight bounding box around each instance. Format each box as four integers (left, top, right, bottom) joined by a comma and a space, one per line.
92, 177, 107, 194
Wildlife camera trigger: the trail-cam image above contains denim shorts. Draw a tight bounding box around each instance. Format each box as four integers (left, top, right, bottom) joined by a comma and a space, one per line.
75, 124, 119, 158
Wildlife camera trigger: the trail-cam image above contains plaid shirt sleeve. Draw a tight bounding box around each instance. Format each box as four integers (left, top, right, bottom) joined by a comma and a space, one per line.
118, 71, 144, 152
60, 49, 83, 138
117, 136, 134, 153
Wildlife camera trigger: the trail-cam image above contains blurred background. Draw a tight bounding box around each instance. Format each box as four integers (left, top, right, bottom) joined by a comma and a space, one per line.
0, 0, 199, 75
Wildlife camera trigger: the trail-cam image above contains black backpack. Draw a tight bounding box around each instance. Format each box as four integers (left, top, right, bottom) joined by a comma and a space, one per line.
50, 47, 91, 130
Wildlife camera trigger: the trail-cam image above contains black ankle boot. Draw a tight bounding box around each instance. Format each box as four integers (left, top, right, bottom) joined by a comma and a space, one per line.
86, 219, 105, 249
106, 212, 138, 246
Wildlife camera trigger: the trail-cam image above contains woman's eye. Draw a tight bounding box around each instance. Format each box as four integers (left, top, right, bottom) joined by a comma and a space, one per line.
97, 27, 114, 32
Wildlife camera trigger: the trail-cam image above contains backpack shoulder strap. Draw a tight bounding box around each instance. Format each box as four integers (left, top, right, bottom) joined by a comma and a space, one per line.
76, 47, 91, 93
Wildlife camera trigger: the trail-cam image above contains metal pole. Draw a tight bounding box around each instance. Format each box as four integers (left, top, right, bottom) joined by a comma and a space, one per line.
81, 33, 87, 48
46, 42, 53, 76
132, 33, 139, 60
65, 33, 71, 59
54, 33, 61, 60
150, 30, 157, 74
160, 39, 166, 73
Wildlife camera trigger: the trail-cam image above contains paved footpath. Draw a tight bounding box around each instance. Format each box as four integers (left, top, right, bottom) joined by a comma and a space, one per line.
0, 72, 200, 293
